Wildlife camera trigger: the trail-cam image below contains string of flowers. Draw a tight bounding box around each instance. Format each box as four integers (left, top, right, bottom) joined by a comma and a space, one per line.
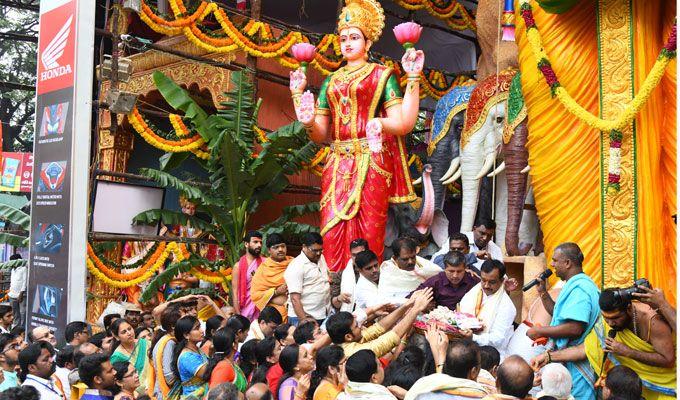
87, 242, 183, 288
88, 241, 234, 288
518, 0, 676, 191
137, 0, 466, 100
92, 242, 163, 271
87, 242, 168, 281
128, 107, 210, 159
393, 0, 476, 32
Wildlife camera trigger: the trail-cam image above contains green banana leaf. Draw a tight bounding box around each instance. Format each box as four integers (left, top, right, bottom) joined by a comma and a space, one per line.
0, 203, 30, 230
132, 209, 216, 237
138, 168, 205, 201
0, 233, 28, 247
0, 259, 28, 270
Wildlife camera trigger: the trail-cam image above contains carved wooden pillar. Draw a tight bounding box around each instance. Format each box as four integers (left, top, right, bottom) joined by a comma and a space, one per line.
85, 109, 134, 327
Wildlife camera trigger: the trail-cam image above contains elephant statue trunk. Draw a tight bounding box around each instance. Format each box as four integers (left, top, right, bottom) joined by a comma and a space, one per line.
505, 120, 531, 256
415, 164, 435, 234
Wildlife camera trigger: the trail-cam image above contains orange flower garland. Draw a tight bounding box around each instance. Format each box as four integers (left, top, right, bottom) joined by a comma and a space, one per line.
87, 242, 167, 281
128, 107, 210, 159
137, 0, 468, 100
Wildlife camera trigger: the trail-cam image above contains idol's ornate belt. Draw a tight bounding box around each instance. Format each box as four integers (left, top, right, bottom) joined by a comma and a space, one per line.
330, 138, 381, 156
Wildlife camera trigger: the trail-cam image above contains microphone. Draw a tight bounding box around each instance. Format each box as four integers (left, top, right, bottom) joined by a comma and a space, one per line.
604, 329, 618, 354
522, 269, 554, 292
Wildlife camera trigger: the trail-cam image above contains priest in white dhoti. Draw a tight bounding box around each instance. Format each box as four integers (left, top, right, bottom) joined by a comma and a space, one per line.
459, 259, 516, 359
379, 238, 441, 305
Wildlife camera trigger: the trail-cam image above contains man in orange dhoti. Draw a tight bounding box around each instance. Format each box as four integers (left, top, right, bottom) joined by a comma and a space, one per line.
251, 233, 293, 321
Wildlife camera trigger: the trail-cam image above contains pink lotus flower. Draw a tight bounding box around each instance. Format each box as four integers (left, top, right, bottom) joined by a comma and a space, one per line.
393, 22, 423, 49
291, 43, 316, 73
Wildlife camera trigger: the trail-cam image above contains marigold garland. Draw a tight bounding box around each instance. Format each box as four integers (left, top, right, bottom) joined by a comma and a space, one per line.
87, 242, 168, 280
128, 107, 210, 159
87, 242, 182, 288
518, 0, 676, 191
393, 0, 476, 32
137, 0, 467, 100
88, 241, 233, 288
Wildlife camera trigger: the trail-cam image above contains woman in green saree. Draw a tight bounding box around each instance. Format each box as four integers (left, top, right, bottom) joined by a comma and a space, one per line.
109, 319, 154, 397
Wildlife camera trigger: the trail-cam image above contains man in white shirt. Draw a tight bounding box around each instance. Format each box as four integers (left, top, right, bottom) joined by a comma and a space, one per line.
353, 250, 381, 312
379, 238, 441, 305
284, 232, 333, 325
340, 238, 369, 313
243, 306, 282, 344
54, 345, 75, 400
8, 254, 26, 328
19, 341, 66, 400
459, 260, 516, 359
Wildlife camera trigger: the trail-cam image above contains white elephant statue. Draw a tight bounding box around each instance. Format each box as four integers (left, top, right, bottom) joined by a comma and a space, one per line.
459, 68, 517, 233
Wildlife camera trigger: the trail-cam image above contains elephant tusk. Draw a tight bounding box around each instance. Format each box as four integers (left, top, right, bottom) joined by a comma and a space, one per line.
439, 157, 460, 182
474, 154, 496, 180
486, 161, 506, 177
441, 168, 462, 185
520, 165, 531, 174
412, 177, 422, 186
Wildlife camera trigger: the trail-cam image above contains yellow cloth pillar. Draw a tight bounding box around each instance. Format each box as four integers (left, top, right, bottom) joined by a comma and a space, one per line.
515, 1, 676, 303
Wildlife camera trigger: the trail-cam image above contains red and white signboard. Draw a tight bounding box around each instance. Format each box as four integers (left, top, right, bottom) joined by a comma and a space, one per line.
28, 0, 94, 340
36, 0, 76, 95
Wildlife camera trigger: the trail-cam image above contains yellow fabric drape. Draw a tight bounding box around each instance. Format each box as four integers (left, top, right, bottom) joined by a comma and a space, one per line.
515, 1, 676, 303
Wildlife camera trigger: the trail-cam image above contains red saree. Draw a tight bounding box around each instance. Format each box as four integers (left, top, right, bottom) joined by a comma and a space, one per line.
316, 63, 416, 272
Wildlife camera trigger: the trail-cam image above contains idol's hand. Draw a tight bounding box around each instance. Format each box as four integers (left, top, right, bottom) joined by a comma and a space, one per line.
401, 48, 425, 75
295, 91, 315, 126
290, 68, 307, 93
366, 118, 383, 152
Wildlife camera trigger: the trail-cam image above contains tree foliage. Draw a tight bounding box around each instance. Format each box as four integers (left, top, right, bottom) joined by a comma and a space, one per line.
135, 70, 319, 299
0, 2, 38, 152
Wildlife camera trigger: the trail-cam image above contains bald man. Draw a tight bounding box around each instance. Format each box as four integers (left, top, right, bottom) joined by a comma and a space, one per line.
246, 382, 271, 400
489, 355, 535, 399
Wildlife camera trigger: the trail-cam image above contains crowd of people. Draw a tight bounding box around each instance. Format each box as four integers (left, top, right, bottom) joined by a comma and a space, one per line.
0, 222, 675, 400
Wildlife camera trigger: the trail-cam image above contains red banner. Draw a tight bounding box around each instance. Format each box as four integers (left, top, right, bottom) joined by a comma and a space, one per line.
0, 152, 34, 192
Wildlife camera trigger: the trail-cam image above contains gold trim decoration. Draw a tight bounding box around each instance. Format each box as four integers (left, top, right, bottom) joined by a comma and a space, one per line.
598, 0, 636, 288
461, 68, 516, 150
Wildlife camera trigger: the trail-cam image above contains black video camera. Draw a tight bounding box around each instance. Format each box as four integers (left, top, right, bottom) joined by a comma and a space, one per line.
613, 278, 651, 304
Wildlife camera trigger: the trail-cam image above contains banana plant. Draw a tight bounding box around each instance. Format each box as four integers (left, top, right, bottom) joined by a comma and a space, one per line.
133, 70, 319, 296
0, 196, 30, 269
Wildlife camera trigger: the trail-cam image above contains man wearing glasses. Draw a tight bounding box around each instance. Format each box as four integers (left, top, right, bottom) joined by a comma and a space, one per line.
29, 326, 57, 348
284, 232, 337, 326
65, 322, 90, 347
0, 333, 21, 390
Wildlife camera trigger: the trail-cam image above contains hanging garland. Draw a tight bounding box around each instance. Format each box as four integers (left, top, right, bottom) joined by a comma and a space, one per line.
87, 242, 183, 288
88, 242, 165, 277
393, 0, 476, 32
137, 0, 467, 100
128, 107, 210, 159
87, 241, 234, 288
518, 0, 676, 190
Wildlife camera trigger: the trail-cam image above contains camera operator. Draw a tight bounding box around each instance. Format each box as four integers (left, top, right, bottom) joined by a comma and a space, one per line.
531, 286, 676, 399
632, 286, 676, 333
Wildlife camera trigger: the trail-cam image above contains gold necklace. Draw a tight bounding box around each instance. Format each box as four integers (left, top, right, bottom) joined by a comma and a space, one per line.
333, 63, 372, 125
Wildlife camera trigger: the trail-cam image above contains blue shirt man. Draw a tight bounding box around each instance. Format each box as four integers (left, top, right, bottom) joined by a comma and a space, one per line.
526, 242, 600, 399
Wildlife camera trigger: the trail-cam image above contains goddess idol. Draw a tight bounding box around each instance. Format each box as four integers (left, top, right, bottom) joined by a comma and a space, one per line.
289, 0, 425, 272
